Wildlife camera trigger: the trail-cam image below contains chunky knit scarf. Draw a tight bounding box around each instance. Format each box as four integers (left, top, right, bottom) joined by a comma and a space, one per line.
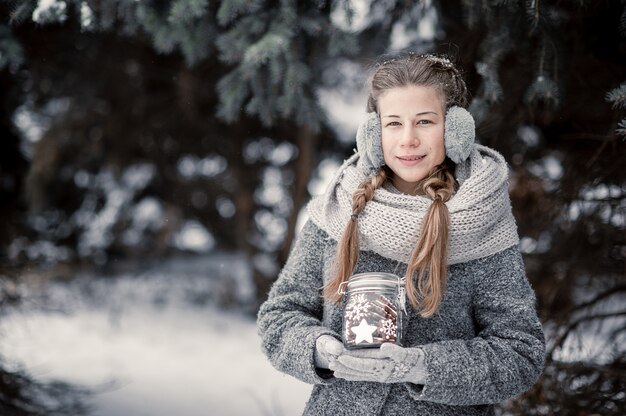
307, 144, 519, 265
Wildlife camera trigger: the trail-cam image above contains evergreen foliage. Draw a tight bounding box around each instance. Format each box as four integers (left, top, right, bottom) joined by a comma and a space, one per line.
0, 0, 624, 414
436, 1, 625, 413
0, 24, 23, 70
607, 82, 626, 109
214, 1, 356, 129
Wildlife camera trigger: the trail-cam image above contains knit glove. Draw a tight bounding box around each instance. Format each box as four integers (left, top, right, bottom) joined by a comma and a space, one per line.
355, 112, 384, 174
314, 335, 345, 370
329, 343, 427, 384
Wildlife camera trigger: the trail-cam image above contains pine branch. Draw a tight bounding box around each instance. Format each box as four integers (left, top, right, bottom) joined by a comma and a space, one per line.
242, 27, 292, 68
0, 24, 24, 69
461, 0, 480, 28
336, 0, 356, 29
468, 97, 490, 126
617, 119, 626, 138
217, 0, 253, 26
525, 0, 541, 29
566, 284, 626, 314
548, 310, 626, 359
606, 83, 626, 109
6, 0, 36, 25
476, 61, 503, 102
216, 15, 266, 64
525, 73, 560, 107
216, 69, 250, 123
168, 0, 207, 24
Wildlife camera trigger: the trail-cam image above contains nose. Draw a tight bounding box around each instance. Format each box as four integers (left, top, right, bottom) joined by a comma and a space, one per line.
400, 125, 419, 147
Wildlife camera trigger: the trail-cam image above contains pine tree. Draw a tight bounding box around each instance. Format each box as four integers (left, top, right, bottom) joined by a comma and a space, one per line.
433, 1, 626, 413
1, 1, 625, 413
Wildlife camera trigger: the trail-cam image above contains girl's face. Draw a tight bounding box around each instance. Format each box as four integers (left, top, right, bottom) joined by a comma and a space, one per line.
378, 85, 446, 195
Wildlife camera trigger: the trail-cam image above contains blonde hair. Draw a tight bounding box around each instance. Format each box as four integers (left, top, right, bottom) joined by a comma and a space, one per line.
323, 54, 467, 317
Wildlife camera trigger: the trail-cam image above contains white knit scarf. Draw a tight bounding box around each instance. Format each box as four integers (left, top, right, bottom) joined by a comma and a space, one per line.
307, 144, 519, 265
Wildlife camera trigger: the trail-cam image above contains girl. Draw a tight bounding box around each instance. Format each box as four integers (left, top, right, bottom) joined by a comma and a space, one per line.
257, 53, 545, 415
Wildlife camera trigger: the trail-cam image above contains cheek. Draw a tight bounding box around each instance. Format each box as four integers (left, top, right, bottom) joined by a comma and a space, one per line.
431, 129, 446, 163
381, 132, 393, 163
433, 140, 446, 163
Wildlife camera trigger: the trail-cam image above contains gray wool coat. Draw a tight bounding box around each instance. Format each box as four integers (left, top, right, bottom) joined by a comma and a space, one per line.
257, 220, 545, 415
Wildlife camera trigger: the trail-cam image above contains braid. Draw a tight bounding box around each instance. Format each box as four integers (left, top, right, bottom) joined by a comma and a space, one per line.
405, 161, 457, 317
323, 168, 388, 303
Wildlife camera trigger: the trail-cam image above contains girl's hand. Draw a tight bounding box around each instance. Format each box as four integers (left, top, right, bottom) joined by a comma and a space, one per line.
330, 343, 427, 384
314, 335, 345, 369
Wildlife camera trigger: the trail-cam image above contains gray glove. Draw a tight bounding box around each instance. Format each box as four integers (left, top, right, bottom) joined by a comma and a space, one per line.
314, 335, 345, 369
329, 342, 427, 384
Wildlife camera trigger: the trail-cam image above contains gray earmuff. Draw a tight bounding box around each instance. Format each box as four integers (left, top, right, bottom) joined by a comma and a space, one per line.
444, 106, 475, 164
355, 112, 384, 172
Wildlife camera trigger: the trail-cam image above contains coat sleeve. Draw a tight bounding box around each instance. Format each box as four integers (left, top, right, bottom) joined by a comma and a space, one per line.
405, 245, 545, 405
257, 220, 341, 385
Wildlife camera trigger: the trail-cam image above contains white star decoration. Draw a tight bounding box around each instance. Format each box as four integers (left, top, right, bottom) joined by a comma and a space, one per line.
351, 318, 378, 344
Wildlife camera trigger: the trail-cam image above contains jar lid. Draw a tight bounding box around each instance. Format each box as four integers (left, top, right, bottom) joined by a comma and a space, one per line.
338, 272, 403, 294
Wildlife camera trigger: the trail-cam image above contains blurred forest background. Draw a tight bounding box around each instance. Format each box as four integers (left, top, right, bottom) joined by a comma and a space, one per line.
0, 0, 625, 415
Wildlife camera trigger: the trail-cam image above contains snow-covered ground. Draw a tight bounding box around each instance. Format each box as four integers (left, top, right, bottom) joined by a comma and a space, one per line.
0, 255, 311, 416
2, 252, 622, 416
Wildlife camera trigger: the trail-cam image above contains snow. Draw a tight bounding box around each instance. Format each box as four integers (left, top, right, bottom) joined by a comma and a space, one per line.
132, 197, 164, 231
177, 154, 228, 179
269, 142, 298, 166
198, 155, 227, 177
253, 210, 287, 249
122, 163, 156, 191
32, 0, 67, 24
527, 154, 563, 192
308, 158, 342, 197
0, 250, 621, 416
389, 1, 437, 50
80, 2, 94, 30
172, 221, 215, 253
517, 125, 540, 147
215, 197, 236, 219
567, 184, 625, 227
255, 167, 287, 208
243, 139, 297, 166
330, 0, 375, 32
0, 259, 311, 416
177, 155, 199, 178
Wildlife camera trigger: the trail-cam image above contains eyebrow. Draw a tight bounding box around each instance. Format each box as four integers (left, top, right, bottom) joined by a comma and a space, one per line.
381, 111, 439, 118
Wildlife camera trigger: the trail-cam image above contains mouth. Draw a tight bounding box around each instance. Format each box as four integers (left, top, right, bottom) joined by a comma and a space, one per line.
397, 155, 426, 161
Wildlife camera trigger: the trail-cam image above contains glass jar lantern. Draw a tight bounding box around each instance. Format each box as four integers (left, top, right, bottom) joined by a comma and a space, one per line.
339, 272, 406, 349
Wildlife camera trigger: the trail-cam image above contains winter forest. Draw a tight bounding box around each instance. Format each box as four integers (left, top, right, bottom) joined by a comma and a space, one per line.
0, 0, 625, 415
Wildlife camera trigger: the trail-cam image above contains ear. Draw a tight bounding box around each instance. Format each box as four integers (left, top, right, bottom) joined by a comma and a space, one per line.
444, 106, 475, 164
356, 112, 384, 173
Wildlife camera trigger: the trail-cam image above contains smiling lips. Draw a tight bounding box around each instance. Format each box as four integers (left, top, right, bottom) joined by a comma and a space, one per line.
398, 155, 425, 160
397, 154, 426, 165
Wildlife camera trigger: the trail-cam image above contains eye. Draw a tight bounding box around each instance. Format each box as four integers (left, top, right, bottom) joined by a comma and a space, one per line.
386, 121, 402, 127
417, 120, 431, 125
